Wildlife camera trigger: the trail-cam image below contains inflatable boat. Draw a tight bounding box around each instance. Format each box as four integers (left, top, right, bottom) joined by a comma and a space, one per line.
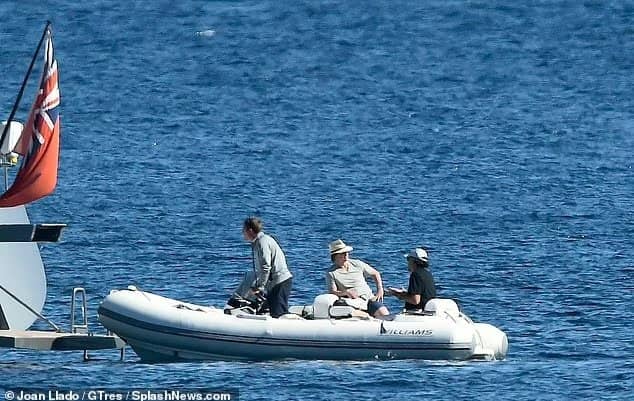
98, 287, 508, 362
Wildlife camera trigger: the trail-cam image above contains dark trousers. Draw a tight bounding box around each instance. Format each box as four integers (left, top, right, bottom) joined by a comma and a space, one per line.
267, 278, 292, 318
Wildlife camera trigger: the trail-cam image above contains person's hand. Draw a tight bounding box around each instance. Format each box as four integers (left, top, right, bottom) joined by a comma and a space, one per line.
386, 287, 397, 297
387, 287, 405, 299
345, 289, 359, 298
375, 287, 384, 302
250, 287, 262, 296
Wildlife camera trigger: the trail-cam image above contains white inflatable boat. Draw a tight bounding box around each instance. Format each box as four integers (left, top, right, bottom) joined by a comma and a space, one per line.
98, 287, 508, 362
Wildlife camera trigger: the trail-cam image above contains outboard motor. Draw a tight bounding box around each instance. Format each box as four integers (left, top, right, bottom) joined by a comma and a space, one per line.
225, 293, 266, 315
224, 271, 267, 315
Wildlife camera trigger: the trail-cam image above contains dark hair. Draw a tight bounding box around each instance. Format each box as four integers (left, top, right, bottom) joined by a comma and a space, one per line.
408, 257, 429, 269
243, 216, 263, 233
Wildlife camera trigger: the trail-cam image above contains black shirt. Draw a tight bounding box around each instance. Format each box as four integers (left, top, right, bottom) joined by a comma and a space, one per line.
405, 267, 436, 310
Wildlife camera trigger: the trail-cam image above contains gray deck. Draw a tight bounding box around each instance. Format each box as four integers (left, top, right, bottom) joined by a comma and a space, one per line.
0, 330, 126, 351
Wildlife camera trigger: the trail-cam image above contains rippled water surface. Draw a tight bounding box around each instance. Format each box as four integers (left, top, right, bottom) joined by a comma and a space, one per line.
1, 1, 633, 400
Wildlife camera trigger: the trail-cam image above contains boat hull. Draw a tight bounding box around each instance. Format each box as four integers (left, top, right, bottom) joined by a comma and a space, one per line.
0, 205, 47, 330
98, 288, 506, 362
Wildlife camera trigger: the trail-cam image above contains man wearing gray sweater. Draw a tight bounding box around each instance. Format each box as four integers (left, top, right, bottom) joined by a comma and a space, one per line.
242, 216, 293, 318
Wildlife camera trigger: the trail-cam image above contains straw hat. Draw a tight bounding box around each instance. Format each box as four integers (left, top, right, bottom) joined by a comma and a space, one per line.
329, 239, 353, 255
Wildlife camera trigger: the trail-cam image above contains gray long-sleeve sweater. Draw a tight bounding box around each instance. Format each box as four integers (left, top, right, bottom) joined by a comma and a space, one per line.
251, 232, 292, 291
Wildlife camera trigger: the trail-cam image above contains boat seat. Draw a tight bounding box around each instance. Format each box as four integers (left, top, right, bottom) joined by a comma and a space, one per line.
329, 305, 356, 318
313, 294, 370, 319
424, 298, 460, 319
313, 294, 338, 319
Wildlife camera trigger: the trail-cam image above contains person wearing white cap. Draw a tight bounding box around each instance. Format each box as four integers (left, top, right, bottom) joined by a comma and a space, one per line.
325, 239, 390, 318
387, 247, 436, 311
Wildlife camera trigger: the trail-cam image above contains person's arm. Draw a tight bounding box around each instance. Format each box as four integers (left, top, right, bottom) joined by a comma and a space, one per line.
395, 291, 421, 305
395, 271, 422, 305
365, 265, 385, 302
253, 240, 272, 291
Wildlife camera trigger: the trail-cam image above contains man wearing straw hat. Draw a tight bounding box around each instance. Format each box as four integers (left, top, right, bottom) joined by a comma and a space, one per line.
326, 239, 390, 318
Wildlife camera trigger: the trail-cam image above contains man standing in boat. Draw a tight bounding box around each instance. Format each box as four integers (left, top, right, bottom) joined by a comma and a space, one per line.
326, 239, 390, 318
242, 217, 293, 318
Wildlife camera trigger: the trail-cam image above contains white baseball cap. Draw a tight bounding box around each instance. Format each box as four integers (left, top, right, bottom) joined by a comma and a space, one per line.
404, 248, 428, 263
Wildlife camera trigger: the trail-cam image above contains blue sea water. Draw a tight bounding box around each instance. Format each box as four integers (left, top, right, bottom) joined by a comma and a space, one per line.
1, 0, 633, 399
